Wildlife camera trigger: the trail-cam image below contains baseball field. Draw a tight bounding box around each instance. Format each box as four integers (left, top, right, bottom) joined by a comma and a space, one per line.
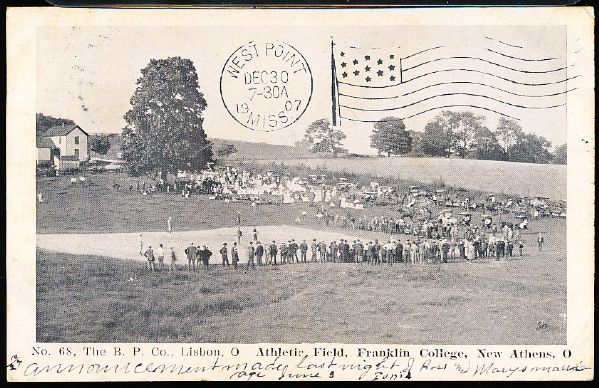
36, 171, 567, 344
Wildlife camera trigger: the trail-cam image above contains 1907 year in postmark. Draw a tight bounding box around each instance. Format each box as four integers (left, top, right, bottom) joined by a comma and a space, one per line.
220, 39, 313, 132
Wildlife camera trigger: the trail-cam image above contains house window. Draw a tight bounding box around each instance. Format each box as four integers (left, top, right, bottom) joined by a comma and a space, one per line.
75, 136, 80, 145
74, 149, 80, 158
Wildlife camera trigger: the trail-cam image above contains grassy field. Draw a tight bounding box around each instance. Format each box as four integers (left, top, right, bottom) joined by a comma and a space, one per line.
36, 172, 548, 235
37, 232, 566, 344
36, 173, 314, 234
256, 157, 567, 200
36, 167, 567, 344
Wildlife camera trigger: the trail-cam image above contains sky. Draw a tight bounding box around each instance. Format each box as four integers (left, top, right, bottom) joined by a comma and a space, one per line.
37, 25, 573, 154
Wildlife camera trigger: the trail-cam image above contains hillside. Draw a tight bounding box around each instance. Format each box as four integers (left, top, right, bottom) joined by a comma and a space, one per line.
266, 157, 567, 200
86, 134, 565, 198
211, 138, 327, 161
92, 134, 325, 161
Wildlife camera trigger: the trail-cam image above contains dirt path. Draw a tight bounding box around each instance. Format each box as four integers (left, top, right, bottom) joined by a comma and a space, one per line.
36, 225, 366, 263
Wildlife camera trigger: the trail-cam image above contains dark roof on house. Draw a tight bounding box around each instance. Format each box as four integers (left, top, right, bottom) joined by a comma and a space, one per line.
60, 156, 80, 161
36, 137, 56, 149
43, 124, 88, 137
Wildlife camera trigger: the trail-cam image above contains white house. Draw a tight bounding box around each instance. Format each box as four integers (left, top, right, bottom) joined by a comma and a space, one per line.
37, 124, 89, 170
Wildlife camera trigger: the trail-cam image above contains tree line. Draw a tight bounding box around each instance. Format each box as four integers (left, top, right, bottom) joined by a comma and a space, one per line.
298, 111, 566, 165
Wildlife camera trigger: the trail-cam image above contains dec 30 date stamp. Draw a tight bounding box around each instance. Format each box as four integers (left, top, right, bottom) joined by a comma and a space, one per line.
220, 40, 313, 132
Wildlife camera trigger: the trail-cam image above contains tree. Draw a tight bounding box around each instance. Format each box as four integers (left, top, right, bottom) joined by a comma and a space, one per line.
408, 130, 425, 156
420, 111, 485, 158
36, 113, 75, 135
90, 134, 111, 155
121, 57, 213, 178
216, 143, 238, 158
302, 119, 347, 157
508, 133, 553, 164
451, 111, 486, 158
421, 113, 453, 157
468, 126, 503, 160
370, 117, 412, 156
495, 116, 524, 158
553, 143, 567, 165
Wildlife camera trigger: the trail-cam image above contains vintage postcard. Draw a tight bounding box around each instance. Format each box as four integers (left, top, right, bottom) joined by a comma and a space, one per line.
6, 6, 594, 381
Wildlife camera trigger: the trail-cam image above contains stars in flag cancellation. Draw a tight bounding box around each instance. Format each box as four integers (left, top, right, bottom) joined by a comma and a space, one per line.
337, 48, 400, 86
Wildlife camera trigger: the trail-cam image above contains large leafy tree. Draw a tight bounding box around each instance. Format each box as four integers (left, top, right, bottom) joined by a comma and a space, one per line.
121, 57, 213, 178
508, 133, 553, 164
370, 117, 412, 156
302, 119, 347, 157
421, 110, 485, 158
89, 134, 111, 155
495, 116, 524, 158
408, 130, 425, 156
451, 111, 486, 157
469, 126, 503, 160
553, 143, 567, 165
421, 112, 454, 157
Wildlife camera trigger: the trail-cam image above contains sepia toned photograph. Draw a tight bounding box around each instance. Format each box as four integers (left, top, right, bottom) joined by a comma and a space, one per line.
31, 22, 577, 346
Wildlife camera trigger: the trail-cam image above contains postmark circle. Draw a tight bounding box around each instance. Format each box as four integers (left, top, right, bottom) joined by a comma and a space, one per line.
220, 40, 313, 132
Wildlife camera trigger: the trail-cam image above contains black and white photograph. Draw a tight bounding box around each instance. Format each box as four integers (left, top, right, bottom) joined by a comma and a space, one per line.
6, 6, 594, 382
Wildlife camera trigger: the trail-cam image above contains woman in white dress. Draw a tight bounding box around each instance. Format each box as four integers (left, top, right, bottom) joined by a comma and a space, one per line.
466, 240, 476, 261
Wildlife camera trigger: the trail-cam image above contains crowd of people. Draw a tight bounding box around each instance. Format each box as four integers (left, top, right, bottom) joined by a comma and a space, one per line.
121, 164, 557, 274
138, 224, 546, 273
121, 164, 566, 221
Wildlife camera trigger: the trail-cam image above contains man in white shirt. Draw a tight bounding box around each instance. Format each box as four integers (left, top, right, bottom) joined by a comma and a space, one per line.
156, 244, 165, 271
138, 233, 143, 255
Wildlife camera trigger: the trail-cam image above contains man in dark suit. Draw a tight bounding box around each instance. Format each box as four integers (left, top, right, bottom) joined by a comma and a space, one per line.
144, 245, 156, 272
220, 243, 230, 268
299, 240, 309, 263
288, 239, 299, 263
329, 241, 338, 263
255, 241, 264, 266
268, 241, 278, 265
231, 242, 239, 269
201, 245, 212, 270
342, 240, 350, 263
318, 241, 327, 262
395, 240, 403, 263
441, 239, 450, 263
184, 243, 197, 271
367, 242, 376, 265
373, 239, 381, 265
